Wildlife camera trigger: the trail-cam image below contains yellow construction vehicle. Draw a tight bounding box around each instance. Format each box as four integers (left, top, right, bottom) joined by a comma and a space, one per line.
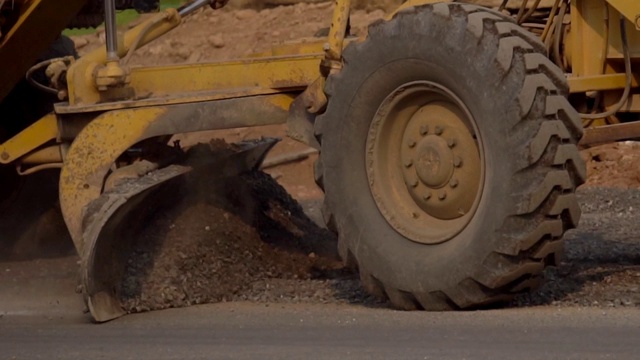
0, 0, 636, 322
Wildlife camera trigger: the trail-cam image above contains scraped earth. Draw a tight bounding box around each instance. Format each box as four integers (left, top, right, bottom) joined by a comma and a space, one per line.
3, 2, 640, 317
119, 165, 382, 313
116, 139, 640, 313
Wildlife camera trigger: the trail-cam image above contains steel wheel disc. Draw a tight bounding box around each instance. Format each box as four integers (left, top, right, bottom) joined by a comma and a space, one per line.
366, 81, 484, 245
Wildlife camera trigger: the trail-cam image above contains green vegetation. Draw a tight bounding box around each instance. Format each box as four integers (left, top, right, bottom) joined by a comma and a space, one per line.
64, 0, 184, 36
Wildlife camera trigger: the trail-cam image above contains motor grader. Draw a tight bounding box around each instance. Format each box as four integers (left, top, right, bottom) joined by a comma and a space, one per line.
0, 0, 637, 322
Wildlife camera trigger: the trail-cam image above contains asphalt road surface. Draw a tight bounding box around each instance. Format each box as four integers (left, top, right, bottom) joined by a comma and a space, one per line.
2, 303, 640, 360
1, 280, 639, 360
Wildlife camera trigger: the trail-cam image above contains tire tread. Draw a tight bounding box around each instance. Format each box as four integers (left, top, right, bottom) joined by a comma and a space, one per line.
315, 3, 585, 311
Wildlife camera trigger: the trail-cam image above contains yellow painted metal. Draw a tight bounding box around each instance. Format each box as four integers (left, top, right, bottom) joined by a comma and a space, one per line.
570, 0, 607, 79
606, 0, 640, 29
565, 0, 640, 93
94, 60, 131, 91
0, 114, 59, 164
305, 76, 328, 113
60, 107, 165, 251
57, 87, 282, 114
59, 55, 323, 113
59, 94, 294, 252
20, 146, 63, 164
325, 0, 351, 62
66, 8, 183, 106
568, 73, 640, 93
128, 55, 321, 101
570, 0, 640, 78
249, 39, 325, 57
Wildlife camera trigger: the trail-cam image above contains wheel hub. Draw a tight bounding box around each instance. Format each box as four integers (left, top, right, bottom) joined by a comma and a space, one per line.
413, 135, 453, 189
366, 81, 484, 244
400, 103, 480, 221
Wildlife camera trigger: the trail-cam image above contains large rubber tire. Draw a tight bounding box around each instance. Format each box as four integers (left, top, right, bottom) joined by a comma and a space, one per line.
314, 3, 585, 310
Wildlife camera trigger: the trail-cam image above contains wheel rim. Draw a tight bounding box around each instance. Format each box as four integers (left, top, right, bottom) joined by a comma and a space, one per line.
366, 81, 484, 245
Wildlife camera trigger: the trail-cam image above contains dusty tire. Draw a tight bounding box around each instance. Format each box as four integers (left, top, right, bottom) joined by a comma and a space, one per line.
314, 3, 585, 310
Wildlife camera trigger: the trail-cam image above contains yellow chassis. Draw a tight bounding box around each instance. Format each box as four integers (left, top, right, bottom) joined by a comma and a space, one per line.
0, 0, 639, 253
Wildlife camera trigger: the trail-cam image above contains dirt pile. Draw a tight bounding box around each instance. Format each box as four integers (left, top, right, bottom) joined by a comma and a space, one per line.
230, 0, 403, 12
73, 2, 386, 66
117, 146, 381, 313
581, 142, 640, 188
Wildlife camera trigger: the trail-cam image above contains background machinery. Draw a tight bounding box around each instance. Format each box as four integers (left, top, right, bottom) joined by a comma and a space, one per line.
0, 0, 636, 321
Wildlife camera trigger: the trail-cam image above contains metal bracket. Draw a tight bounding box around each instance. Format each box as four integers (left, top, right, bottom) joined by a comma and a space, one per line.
606, 0, 640, 30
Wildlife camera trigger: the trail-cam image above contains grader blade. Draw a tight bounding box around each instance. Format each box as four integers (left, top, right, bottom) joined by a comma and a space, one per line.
80, 138, 279, 322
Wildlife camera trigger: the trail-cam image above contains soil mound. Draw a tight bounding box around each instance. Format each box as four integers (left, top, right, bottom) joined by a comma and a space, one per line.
117, 146, 376, 313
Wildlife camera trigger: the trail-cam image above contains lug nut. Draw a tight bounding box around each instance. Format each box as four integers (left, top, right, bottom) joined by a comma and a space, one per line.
408, 178, 419, 188
420, 125, 429, 136
423, 192, 432, 200
407, 138, 416, 148
412, 212, 420, 219
434, 126, 443, 135
404, 159, 413, 168
449, 178, 458, 188
453, 156, 463, 168
447, 138, 457, 148
438, 191, 447, 200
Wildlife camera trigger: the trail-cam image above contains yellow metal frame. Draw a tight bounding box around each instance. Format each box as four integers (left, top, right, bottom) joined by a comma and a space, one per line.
0, 114, 58, 164
606, 0, 640, 29
569, 0, 640, 93
568, 73, 640, 93
59, 94, 295, 252
60, 54, 323, 113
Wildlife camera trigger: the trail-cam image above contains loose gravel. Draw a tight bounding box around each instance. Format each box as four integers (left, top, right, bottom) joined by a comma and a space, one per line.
121, 172, 640, 313
515, 187, 640, 308
119, 168, 384, 314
